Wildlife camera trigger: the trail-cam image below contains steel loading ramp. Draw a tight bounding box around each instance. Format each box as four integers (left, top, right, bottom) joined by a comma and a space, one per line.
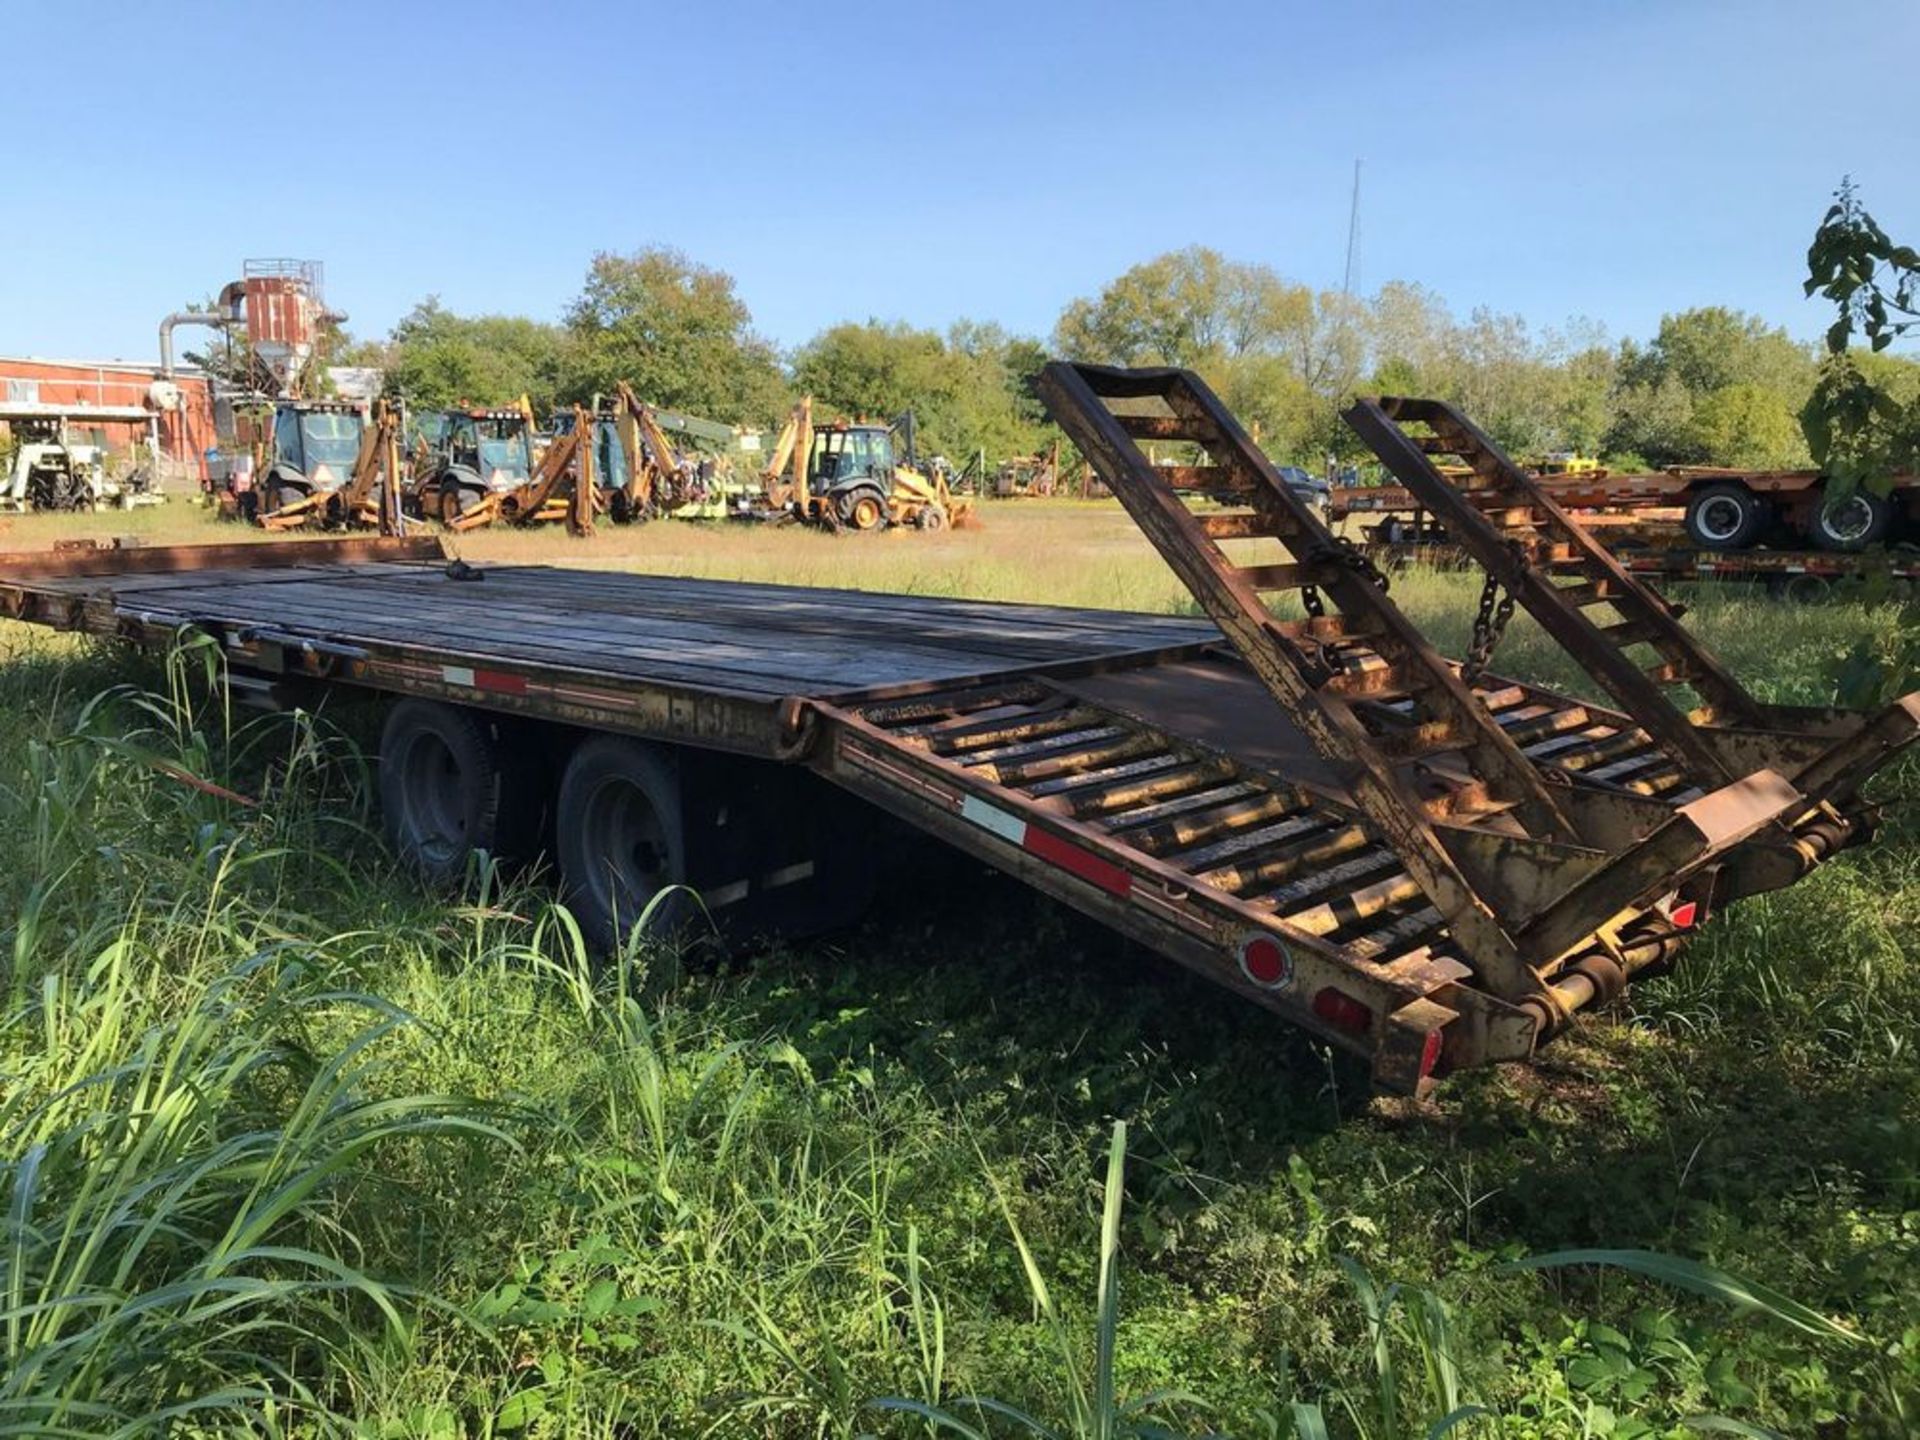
1023, 362, 1916, 1062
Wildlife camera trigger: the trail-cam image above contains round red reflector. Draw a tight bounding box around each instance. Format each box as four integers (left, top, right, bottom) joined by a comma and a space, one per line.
1238, 935, 1293, 990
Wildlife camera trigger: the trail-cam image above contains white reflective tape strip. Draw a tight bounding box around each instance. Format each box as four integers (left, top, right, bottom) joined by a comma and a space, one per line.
706, 880, 750, 907
763, 860, 815, 889
443, 665, 475, 687
959, 794, 1029, 846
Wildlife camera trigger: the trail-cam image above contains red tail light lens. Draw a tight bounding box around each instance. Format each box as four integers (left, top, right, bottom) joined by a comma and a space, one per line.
1312, 987, 1373, 1035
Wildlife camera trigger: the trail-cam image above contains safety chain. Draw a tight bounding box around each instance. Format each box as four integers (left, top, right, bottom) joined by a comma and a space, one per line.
1460, 544, 1526, 685
1330, 534, 1391, 594
1299, 534, 1391, 621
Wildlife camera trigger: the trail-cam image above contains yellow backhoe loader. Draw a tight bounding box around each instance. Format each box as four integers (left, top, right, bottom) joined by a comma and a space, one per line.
759, 399, 974, 531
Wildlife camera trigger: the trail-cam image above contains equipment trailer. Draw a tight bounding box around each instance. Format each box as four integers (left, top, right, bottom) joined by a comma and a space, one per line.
0, 365, 1913, 1096
1331, 486, 1920, 596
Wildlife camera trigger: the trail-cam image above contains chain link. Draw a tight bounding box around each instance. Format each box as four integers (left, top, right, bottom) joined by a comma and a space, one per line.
1330, 534, 1391, 594
1461, 563, 1518, 686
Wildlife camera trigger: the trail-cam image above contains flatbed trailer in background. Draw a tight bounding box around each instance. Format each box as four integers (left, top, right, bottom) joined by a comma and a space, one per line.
1331, 485, 1919, 594
1, 367, 1915, 1096
1333, 465, 1920, 559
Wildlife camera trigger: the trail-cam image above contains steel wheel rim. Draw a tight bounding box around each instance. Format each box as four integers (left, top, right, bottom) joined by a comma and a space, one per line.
1695, 495, 1746, 542
1822, 495, 1873, 543
581, 775, 672, 930
853, 496, 883, 529
398, 729, 467, 864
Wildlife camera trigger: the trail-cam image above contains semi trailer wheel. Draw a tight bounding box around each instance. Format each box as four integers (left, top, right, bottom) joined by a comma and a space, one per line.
1683, 482, 1766, 550
379, 699, 540, 886
1811, 488, 1894, 551
556, 736, 691, 952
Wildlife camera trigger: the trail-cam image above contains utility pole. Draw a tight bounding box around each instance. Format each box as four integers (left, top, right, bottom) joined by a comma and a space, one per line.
1342, 158, 1363, 295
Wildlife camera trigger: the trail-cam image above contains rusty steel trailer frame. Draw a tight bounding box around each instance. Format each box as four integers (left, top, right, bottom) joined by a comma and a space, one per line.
0, 370, 1913, 1096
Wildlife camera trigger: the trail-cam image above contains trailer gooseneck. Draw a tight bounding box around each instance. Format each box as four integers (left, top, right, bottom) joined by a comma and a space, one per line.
1, 365, 1913, 1095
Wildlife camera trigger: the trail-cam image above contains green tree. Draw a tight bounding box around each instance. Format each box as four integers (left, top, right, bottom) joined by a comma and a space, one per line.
1607, 306, 1814, 467
381, 299, 568, 412
1054, 246, 1346, 459
1688, 382, 1811, 468
562, 247, 786, 425
792, 320, 949, 426
790, 319, 1050, 462
1623, 306, 1814, 399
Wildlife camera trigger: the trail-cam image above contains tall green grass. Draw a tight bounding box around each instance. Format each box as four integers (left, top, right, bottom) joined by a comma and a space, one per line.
0, 554, 1912, 1436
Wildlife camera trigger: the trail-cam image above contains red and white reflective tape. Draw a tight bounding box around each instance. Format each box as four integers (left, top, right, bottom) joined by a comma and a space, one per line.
441, 664, 528, 696
958, 795, 1132, 897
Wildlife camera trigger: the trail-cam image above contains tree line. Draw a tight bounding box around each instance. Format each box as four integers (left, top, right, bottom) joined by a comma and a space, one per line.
325, 199, 1918, 477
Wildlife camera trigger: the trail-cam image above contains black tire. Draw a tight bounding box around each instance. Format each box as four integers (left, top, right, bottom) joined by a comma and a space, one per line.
837, 485, 888, 532
555, 736, 692, 952
915, 504, 949, 531
379, 700, 538, 886
1811, 486, 1894, 552
440, 485, 471, 526
1684, 482, 1766, 551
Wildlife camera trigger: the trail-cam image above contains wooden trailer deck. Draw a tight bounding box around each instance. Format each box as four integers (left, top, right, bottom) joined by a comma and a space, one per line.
2, 539, 1213, 703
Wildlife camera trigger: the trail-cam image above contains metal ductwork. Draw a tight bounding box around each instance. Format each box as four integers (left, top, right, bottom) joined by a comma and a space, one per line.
158, 284, 246, 378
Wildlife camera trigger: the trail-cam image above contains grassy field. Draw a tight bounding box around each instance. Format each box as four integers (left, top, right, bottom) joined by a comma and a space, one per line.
1, 498, 1915, 1437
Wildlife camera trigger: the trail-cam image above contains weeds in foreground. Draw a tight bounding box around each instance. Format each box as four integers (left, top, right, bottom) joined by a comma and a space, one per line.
0, 636, 1911, 1435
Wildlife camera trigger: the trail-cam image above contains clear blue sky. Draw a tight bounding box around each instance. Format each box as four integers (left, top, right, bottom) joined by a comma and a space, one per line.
5, 0, 1914, 364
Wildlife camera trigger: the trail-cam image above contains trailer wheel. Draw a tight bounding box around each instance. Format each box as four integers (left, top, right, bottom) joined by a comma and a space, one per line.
1811, 487, 1894, 551
1684, 483, 1767, 550
379, 700, 537, 886
556, 736, 691, 952
839, 486, 888, 531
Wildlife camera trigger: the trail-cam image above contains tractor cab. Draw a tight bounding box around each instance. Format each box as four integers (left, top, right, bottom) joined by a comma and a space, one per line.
269, 402, 365, 494
413, 410, 536, 525
445, 412, 534, 492
809, 423, 897, 492
234, 400, 367, 517
554, 406, 630, 493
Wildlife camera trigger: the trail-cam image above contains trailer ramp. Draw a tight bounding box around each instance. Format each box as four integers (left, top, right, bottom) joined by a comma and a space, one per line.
1343, 397, 1920, 822
1026, 363, 1916, 1071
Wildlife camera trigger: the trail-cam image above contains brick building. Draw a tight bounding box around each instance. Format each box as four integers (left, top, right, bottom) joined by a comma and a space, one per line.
0, 356, 218, 482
